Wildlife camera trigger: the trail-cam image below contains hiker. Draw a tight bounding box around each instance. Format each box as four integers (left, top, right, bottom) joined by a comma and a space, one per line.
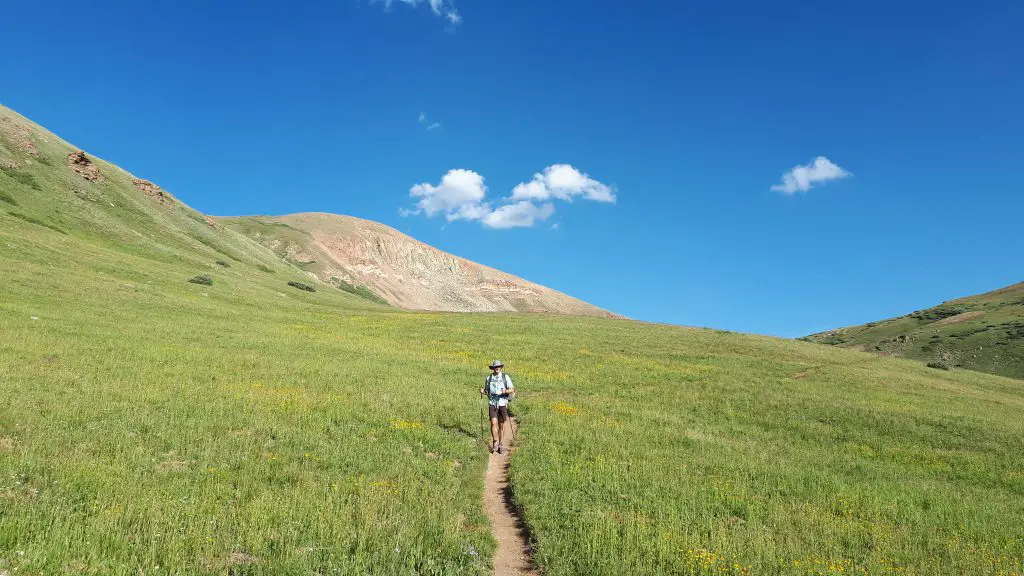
480, 360, 514, 454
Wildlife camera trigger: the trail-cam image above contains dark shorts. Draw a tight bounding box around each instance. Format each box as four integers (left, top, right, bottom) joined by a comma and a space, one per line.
488, 404, 509, 422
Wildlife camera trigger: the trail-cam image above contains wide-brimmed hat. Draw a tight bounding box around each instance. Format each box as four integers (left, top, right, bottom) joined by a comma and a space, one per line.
489, 360, 504, 369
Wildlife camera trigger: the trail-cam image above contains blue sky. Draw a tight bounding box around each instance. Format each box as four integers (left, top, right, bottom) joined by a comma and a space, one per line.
3, 0, 1022, 336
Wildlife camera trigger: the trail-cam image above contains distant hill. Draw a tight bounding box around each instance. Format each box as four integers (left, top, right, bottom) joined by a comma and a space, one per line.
0, 103, 614, 317
220, 213, 619, 317
804, 282, 1024, 379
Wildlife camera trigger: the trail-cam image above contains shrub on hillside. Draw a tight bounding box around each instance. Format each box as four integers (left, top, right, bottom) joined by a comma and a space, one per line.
257, 264, 275, 274
188, 274, 213, 286
333, 277, 389, 305
288, 281, 316, 293
926, 361, 951, 371
215, 260, 231, 268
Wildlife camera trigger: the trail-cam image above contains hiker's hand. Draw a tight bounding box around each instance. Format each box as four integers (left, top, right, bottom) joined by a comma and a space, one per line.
480, 388, 485, 396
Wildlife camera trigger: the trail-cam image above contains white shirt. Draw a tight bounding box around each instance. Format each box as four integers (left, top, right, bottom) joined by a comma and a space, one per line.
485, 372, 514, 407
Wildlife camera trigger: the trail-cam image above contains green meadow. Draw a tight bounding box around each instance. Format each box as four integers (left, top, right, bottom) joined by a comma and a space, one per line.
2, 104, 1024, 575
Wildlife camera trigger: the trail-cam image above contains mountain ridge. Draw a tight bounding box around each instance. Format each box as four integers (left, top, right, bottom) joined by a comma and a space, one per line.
219, 212, 620, 317
0, 103, 615, 318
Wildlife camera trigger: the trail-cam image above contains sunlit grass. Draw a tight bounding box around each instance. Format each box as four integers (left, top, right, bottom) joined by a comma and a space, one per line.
2, 102, 1023, 574
3, 223, 1022, 575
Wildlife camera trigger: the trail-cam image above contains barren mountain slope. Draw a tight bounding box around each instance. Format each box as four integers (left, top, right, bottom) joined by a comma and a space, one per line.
220, 212, 620, 317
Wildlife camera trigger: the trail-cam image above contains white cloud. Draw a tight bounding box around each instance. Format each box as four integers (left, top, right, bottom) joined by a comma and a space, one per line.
404, 164, 615, 229
771, 156, 851, 195
375, 0, 460, 25
510, 164, 616, 203
409, 169, 488, 220
418, 112, 441, 131
482, 201, 556, 229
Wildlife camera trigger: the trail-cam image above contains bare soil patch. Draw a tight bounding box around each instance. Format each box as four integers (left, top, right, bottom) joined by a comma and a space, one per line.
203, 551, 258, 572
483, 419, 537, 576
936, 311, 984, 326
155, 460, 188, 473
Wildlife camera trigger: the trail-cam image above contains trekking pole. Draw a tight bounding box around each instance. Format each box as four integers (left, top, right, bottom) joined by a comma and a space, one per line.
479, 391, 486, 444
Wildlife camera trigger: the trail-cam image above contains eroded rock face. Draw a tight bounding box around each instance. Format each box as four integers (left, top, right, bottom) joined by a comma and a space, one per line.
226, 212, 621, 317
67, 151, 103, 182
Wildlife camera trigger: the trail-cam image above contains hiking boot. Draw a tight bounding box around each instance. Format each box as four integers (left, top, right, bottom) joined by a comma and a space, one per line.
497, 443, 505, 454
490, 442, 497, 454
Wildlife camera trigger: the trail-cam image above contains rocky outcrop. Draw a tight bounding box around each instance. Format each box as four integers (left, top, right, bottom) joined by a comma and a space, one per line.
132, 178, 174, 207
67, 151, 103, 182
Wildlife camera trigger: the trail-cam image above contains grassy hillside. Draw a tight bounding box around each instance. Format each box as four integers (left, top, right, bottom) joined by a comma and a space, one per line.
2, 104, 1023, 575
0, 106, 384, 310
804, 283, 1024, 380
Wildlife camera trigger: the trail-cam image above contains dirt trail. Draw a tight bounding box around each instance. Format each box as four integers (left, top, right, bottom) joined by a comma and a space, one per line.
483, 419, 538, 576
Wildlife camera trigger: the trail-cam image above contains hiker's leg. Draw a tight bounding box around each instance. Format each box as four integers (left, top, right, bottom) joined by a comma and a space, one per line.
490, 417, 499, 444
488, 404, 500, 445
497, 406, 508, 445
